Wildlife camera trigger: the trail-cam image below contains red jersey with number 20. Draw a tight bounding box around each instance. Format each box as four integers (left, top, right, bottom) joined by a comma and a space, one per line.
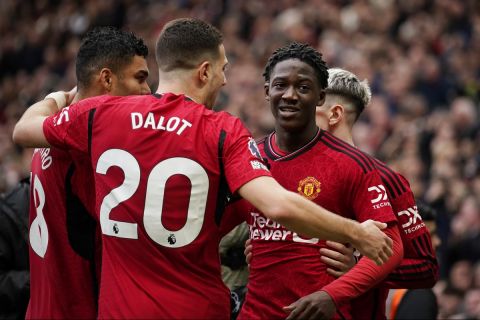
42, 93, 271, 319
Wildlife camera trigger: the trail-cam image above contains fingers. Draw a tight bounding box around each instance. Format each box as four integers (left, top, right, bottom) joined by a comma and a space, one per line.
320, 254, 348, 272
246, 252, 252, 266
326, 267, 344, 278
244, 239, 252, 256
375, 239, 392, 265
320, 242, 355, 275
385, 236, 393, 255
284, 304, 301, 320
358, 220, 394, 265
66, 86, 78, 105
372, 220, 387, 230
325, 241, 351, 254
244, 239, 252, 265
319, 247, 348, 262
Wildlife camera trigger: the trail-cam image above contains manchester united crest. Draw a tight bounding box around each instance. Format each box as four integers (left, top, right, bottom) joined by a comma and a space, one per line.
297, 177, 321, 200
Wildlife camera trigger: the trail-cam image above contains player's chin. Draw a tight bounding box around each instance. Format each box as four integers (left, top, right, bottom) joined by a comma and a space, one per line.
277, 118, 304, 132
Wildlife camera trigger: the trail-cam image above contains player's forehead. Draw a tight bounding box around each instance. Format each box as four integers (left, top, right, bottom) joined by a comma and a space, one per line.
120, 55, 149, 76
270, 58, 316, 81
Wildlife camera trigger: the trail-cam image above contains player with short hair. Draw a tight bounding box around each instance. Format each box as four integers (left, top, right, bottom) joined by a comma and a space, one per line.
237, 43, 404, 320
26, 26, 150, 319
283, 68, 437, 319
13, 19, 393, 319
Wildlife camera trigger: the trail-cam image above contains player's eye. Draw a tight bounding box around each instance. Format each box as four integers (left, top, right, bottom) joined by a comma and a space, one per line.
298, 84, 311, 91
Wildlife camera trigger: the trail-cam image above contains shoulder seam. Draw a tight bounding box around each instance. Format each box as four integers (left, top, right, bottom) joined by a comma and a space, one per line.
321, 133, 373, 173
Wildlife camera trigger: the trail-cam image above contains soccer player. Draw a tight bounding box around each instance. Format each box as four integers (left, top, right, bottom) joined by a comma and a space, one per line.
236, 43, 403, 320
26, 27, 150, 319
13, 19, 393, 318
283, 68, 438, 319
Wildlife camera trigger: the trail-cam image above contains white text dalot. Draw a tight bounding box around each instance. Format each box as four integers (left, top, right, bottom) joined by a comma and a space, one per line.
131, 112, 192, 135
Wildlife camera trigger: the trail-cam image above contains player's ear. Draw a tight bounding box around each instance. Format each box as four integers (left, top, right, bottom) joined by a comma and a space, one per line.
329, 104, 344, 126
317, 90, 326, 107
264, 82, 270, 101
197, 60, 211, 86
99, 68, 114, 92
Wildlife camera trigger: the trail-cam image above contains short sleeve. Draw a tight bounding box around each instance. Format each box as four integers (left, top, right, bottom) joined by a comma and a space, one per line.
392, 175, 429, 240
222, 118, 271, 194
43, 98, 98, 154
350, 169, 397, 224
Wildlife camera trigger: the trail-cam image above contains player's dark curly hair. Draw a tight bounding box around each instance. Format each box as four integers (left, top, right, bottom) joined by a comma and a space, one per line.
263, 42, 329, 89
76, 26, 148, 90
156, 18, 223, 72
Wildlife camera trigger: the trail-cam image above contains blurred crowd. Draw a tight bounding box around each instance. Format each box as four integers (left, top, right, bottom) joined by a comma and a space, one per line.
0, 0, 479, 318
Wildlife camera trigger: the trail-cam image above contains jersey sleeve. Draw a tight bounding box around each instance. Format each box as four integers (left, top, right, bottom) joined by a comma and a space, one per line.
43, 97, 101, 154
382, 175, 439, 288
321, 224, 403, 305
348, 168, 397, 224
222, 117, 271, 194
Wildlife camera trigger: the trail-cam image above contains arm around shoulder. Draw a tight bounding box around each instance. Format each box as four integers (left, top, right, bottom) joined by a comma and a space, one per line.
12, 99, 59, 148
238, 176, 393, 265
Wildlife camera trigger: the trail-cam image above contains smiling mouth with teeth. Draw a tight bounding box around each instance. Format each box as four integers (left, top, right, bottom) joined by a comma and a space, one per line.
279, 107, 299, 112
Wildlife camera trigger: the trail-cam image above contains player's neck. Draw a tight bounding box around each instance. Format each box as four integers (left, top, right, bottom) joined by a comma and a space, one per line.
275, 125, 319, 153
156, 73, 203, 105
155, 86, 200, 103
331, 124, 354, 146
71, 89, 101, 104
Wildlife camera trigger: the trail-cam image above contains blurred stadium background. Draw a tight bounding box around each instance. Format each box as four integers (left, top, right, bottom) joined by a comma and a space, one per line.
1, 0, 479, 318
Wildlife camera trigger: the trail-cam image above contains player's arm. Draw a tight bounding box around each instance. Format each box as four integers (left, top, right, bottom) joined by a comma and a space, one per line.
284, 223, 403, 320
381, 173, 439, 288
383, 204, 438, 288
383, 255, 438, 289
320, 213, 438, 288
238, 176, 393, 265
13, 89, 75, 147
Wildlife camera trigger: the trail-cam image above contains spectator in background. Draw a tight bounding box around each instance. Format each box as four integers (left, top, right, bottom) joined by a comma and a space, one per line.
0, 178, 30, 319
446, 196, 480, 273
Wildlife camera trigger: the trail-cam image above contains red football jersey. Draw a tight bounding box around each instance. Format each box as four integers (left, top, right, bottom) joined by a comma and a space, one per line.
313, 134, 437, 319
239, 130, 396, 320
27, 147, 98, 319
43, 93, 271, 319
350, 160, 438, 319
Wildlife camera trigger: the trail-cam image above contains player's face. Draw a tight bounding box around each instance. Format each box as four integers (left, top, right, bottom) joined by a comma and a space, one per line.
266, 59, 323, 133
110, 55, 151, 96
205, 44, 228, 109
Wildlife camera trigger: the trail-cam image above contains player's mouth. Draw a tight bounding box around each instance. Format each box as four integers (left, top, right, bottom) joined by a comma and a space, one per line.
278, 105, 300, 117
